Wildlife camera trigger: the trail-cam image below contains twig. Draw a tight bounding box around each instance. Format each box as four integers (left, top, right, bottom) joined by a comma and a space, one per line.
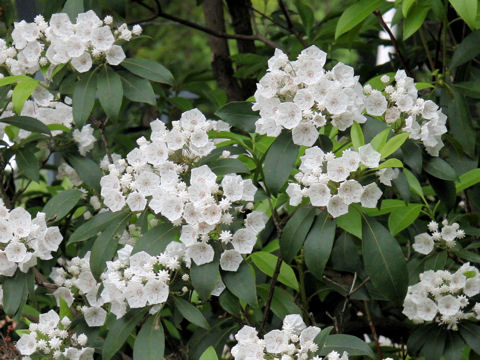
34, 268, 58, 291
374, 10, 412, 77
129, 0, 283, 50
278, 0, 307, 47
364, 300, 383, 360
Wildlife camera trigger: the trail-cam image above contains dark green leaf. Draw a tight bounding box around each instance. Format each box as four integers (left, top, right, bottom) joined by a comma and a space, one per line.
263, 131, 299, 195
295, 0, 314, 35
388, 203, 423, 235
215, 101, 258, 133
402, 140, 422, 173
120, 71, 156, 105
16, 147, 39, 182
102, 309, 147, 360
335, 0, 384, 39
43, 189, 83, 222
121, 58, 174, 85
420, 326, 447, 360
362, 218, 408, 302
459, 322, 480, 355
314, 326, 333, 354
320, 334, 374, 358
223, 262, 257, 306
172, 296, 209, 329
63, 0, 84, 21
445, 88, 475, 157
424, 251, 448, 271
2, 270, 30, 316
68, 210, 129, 244
73, 71, 97, 127
97, 65, 123, 120
68, 156, 103, 192
132, 223, 179, 255
450, 31, 480, 68
331, 232, 362, 273
280, 207, 316, 263
424, 158, 457, 181
304, 212, 336, 279
133, 317, 165, 360
257, 285, 302, 319
0, 116, 51, 134
90, 213, 131, 279
336, 208, 362, 239
208, 158, 249, 176
191, 260, 219, 300
428, 175, 456, 210
219, 289, 242, 317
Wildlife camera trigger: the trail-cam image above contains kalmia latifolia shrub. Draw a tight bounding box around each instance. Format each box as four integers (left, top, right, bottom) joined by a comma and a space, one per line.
0, 6, 479, 360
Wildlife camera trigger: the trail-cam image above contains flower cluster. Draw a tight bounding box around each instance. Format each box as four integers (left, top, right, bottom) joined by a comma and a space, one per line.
0, 86, 73, 140
253, 46, 446, 156
403, 264, 480, 330
253, 46, 365, 146
15, 310, 94, 359
100, 109, 266, 267
413, 220, 465, 255
73, 124, 97, 155
0, 203, 63, 276
370, 70, 447, 156
1, 10, 141, 75
231, 314, 347, 360
286, 145, 383, 217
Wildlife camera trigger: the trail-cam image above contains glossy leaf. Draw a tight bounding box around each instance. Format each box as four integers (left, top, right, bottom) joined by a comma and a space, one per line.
43, 189, 83, 222
68, 210, 129, 244
319, 334, 374, 358
0, 115, 51, 134
250, 252, 299, 290
208, 158, 249, 175
459, 322, 480, 355
449, 0, 477, 30
335, 0, 384, 39
350, 121, 364, 150
3, 270, 30, 316
362, 218, 408, 302
215, 101, 258, 133
16, 147, 39, 182
133, 317, 165, 360
63, 0, 84, 20
388, 203, 423, 235
102, 309, 147, 360
304, 212, 336, 279
336, 208, 362, 239
12, 78, 39, 114
132, 223, 179, 255
199, 346, 219, 360
68, 156, 103, 192
121, 58, 174, 85
403, 3, 430, 40
223, 262, 257, 306
377, 158, 403, 169
120, 71, 156, 105
424, 158, 457, 181
97, 65, 123, 120
404, 169, 424, 197
280, 207, 316, 263
191, 260, 219, 300
380, 132, 409, 158
73, 71, 97, 127
173, 296, 210, 329
456, 168, 480, 192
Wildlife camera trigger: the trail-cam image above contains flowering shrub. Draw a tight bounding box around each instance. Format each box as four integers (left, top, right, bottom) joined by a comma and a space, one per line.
0, 3, 479, 360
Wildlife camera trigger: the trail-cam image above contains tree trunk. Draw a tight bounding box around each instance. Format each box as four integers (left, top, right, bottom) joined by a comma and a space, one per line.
203, 0, 244, 101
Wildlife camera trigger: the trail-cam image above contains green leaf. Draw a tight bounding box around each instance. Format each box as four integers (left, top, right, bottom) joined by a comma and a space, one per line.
402, 140, 422, 173
449, 0, 478, 30
336, 208, 362, 239
402, 0, 416, 16
133, 317, 165, 360
257, 285, 302, 319
459, 322, 480, 355
223, 262, 257, 306
12, 78, 39, 114
331, 232, 362, 273
97, 65, 123, 120
68, 210, 129, 244
370, 128, 390, 151
73, 71, 97, 127
446, 88, 475, 157
172, 296, 210, 329
450, 31, 480, 68
121, 58, 174, 85
295, 0, 314, 35
0, 75, 31, 86
264, 131, 299, 195
190, 260, 219, 300
456, 168, 480, 192
404, 168, 424, 197
43, 189, 83, 222
132, 223, 179, 255
0, 115, 51, 134
68, 156, 103, 192
280, 207, 316, 263
320, 334, 375, 358
362, 218, 408, 302
215, 101, 258, 133
2, 270, 30, 316
424, 158, 457, 181
388, 203, 423, 235
119, 71, 156, 105
381, 132, 410, 158
314, 326, 333, 353
403, 3, 430, 40
304, 212, 336, 279
335, 0, 384, 39
377, 158, 403, 169
63, 0, 84, 21
59, 297, 72, 320
199, 346, 219, 360
350, 121, 364, 150
250, 252, 299, 290
219, 290, 242, 317
16, 147, 39, 182
208, 158, 249, 175
424, 251, 448, 271
90, 213, 131, 279
102, 309, 147, 360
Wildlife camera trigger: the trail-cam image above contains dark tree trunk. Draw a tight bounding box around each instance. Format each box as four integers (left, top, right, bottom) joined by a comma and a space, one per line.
226, 0, 257, 97
203, 0, 244, 101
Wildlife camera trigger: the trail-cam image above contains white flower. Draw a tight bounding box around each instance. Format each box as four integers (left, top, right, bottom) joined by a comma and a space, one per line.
360, 183, 382, 208
83, 306, 107, 327
327, 195, 348, 218
292, 121, 319, 146
365, 90, 387, 116
186, 242, 215, 265
326, 158, 350, 182
144, 279, 169, 305
437, 295, 461, 316
306, 183, 330, 207
264, 329, 289, 354
71, 52, 92, 73
358, 144, 381, 168
73, 124, 96, 156
286, 183, 303, 206
417, 298, 437, 321
277, 102, 302, 129
91, 26, 115, 51
338, 180, 363, 205
282, 314, 306, 336
412, 233, 434, 255
5, 241, 27, 263
220, 250, 243, 272
16, 334, 37, 355
231, 228, 257, 254
106, 45, 126, 65
126, 192, 147, 212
